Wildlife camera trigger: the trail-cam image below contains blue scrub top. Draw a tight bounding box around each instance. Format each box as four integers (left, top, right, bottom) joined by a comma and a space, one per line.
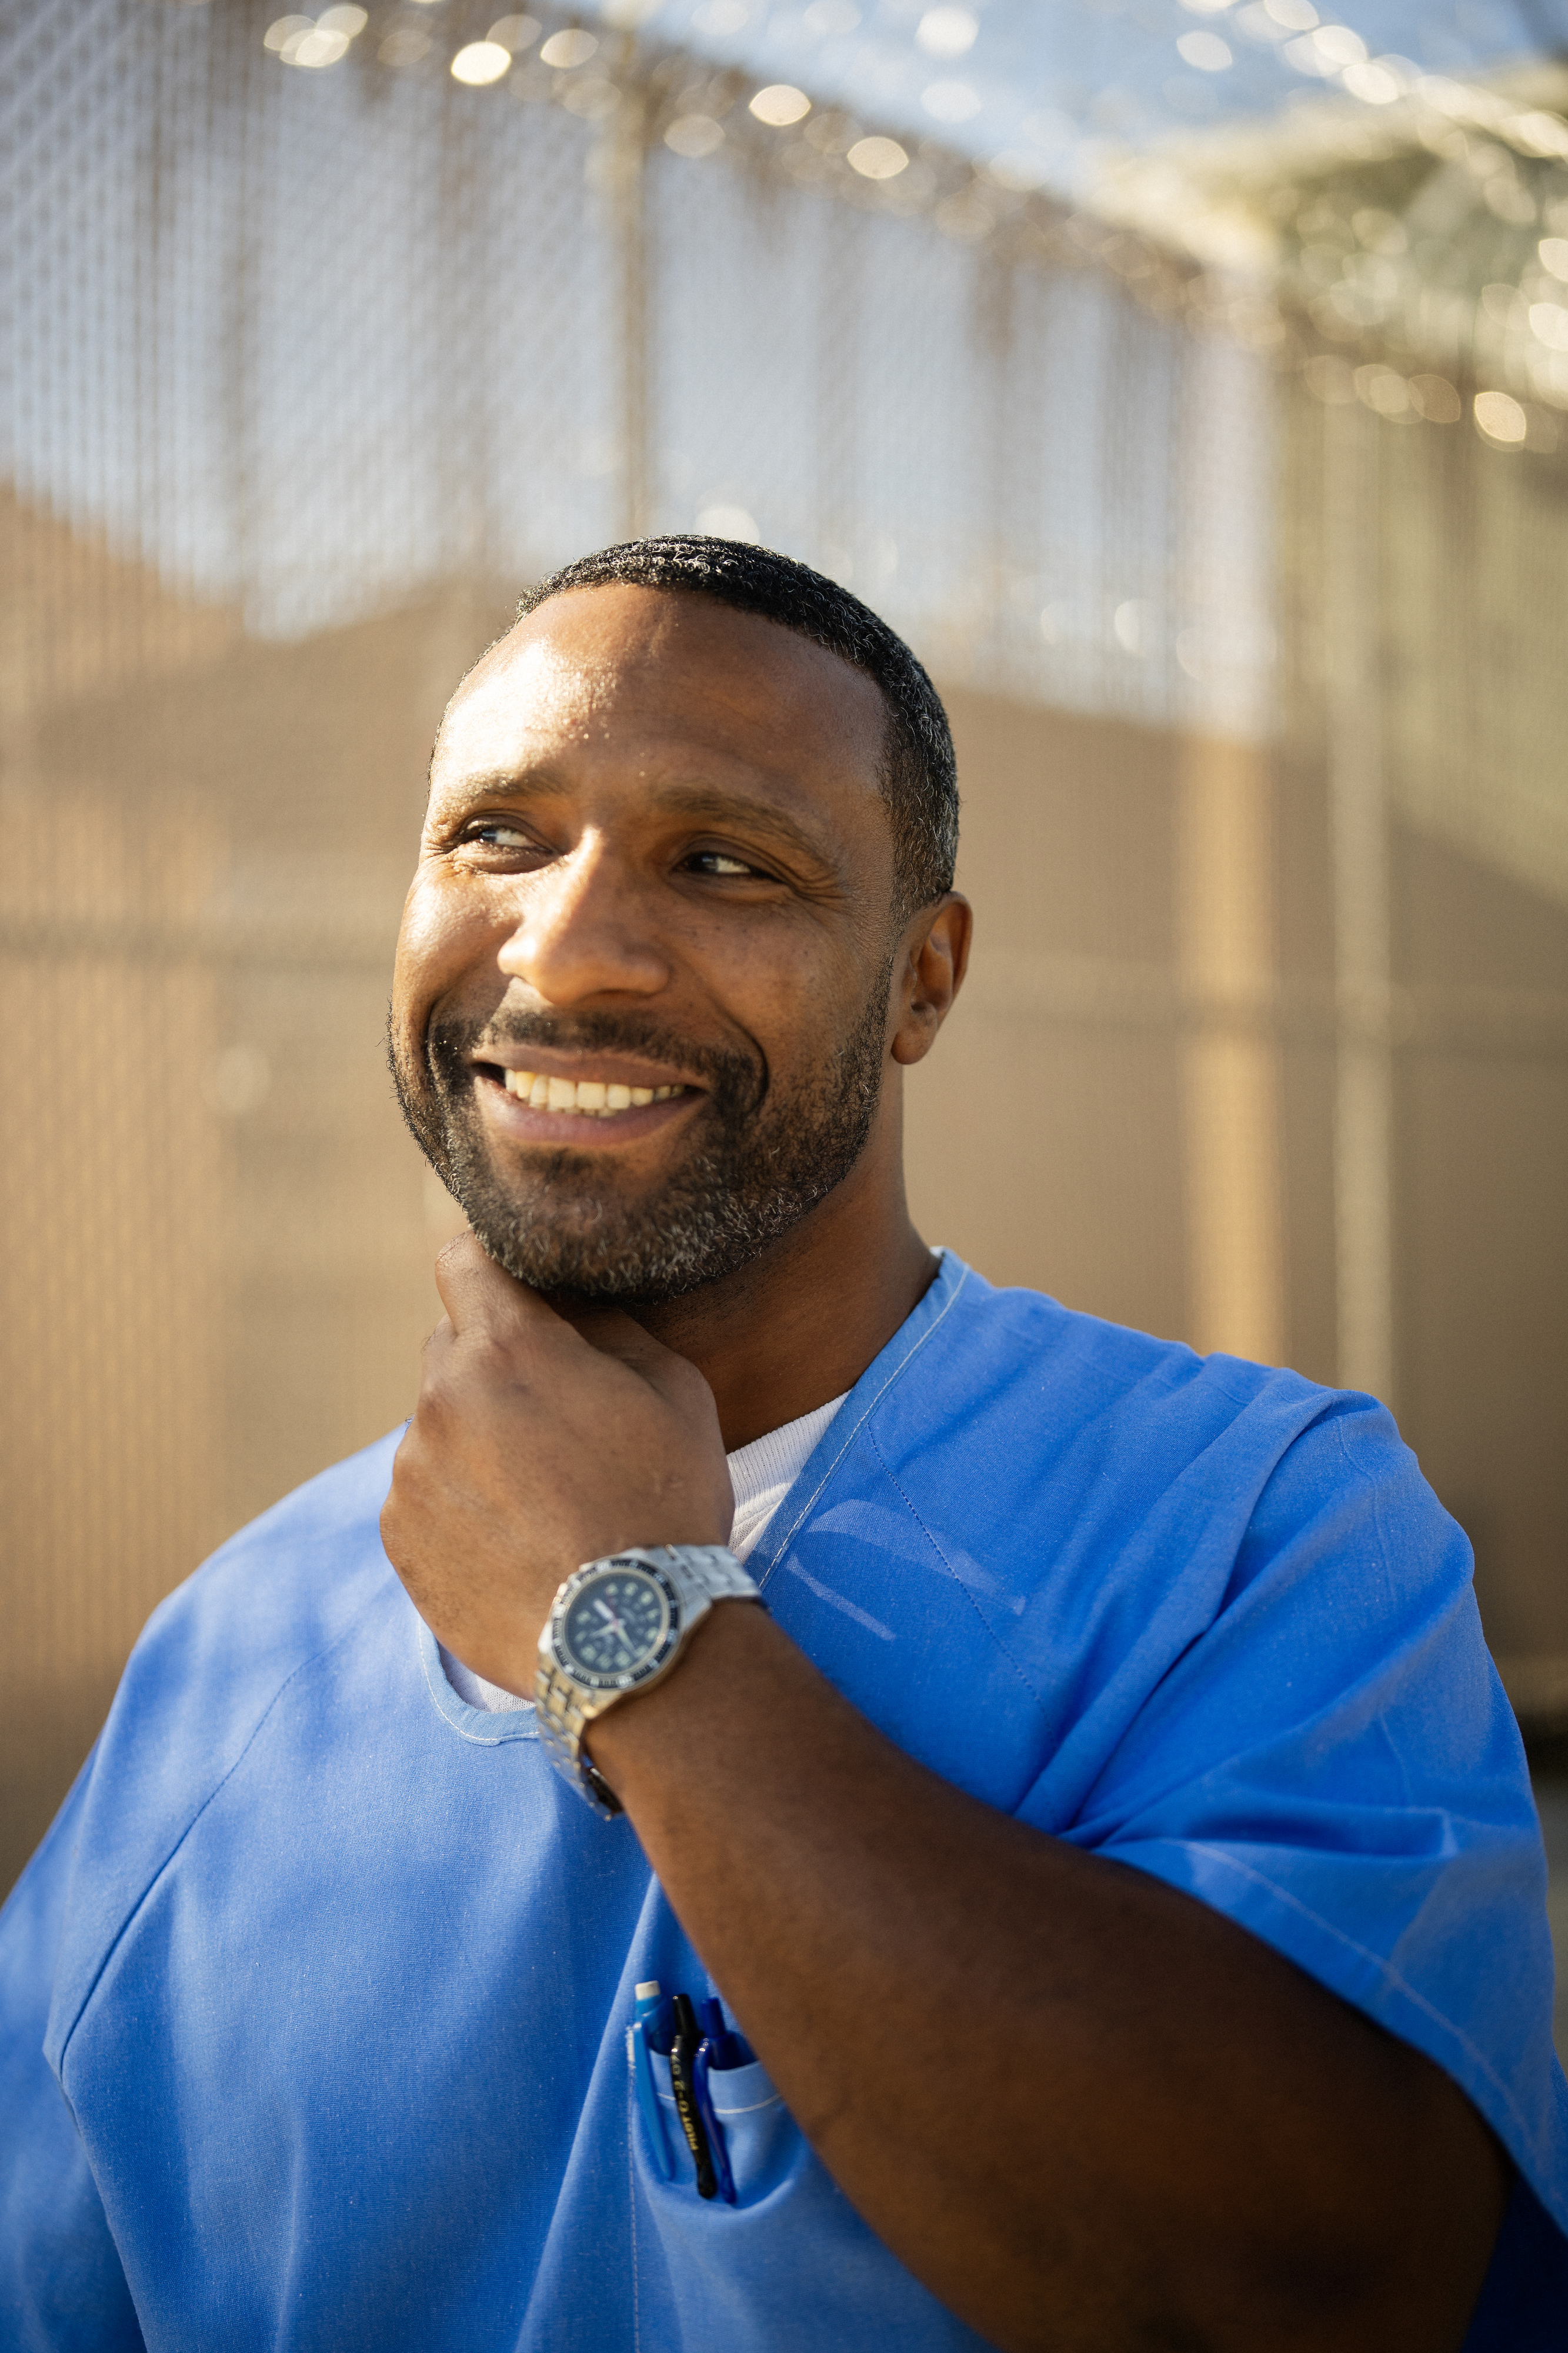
4, 1254, 1566, 2348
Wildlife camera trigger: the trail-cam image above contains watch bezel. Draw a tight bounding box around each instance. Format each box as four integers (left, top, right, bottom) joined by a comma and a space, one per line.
546, 1556, 684, 1695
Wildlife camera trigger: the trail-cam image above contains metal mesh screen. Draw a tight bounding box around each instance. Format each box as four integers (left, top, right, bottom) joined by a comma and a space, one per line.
1275, 371, 1568, 1718
1, 0, 1564, 1885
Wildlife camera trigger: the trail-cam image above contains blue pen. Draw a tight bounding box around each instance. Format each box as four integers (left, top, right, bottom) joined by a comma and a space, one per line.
641, 1986, 676, 2057
697, 1995, 754, 2072
692, 1997, 747, 2205
632, 1980, 675, 2180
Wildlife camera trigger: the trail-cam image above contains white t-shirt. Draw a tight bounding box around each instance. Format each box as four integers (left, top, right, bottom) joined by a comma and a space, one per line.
441, 1390, 848, 1714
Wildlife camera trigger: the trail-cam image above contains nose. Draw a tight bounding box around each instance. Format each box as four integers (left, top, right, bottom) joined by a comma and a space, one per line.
495, 839, 670, 1006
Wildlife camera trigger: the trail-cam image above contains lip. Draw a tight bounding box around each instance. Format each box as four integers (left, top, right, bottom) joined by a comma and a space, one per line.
472, 1065, 705, 1149
469, 1046, 709, 1094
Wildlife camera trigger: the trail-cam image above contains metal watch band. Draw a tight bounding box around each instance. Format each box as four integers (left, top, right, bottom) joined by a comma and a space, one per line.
535, 1545, 762, 1817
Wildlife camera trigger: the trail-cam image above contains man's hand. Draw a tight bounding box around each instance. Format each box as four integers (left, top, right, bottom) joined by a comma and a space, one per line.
380, 1235, 734, 1694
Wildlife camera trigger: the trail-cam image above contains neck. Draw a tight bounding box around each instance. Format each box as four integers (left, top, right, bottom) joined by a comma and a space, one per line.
626, 1091, 938, 1451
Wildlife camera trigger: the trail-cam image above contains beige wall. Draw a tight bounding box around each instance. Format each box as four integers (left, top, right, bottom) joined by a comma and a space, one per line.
906, 691, 1185, 1344
909, 690, 1300, 1369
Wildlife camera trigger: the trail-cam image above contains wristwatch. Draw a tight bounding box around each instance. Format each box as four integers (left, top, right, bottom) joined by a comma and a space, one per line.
534, 1545, 763, 1816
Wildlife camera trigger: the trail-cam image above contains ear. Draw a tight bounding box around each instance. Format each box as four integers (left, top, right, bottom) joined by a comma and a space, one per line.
889, 893, 972, 1068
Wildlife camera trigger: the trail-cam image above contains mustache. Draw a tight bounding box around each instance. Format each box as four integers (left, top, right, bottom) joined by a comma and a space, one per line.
425, 1008, 766, 1115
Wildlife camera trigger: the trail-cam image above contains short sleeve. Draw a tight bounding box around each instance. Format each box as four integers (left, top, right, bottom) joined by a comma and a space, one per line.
0, 1759, 145, 2351
1029, 1390, 1568, 2241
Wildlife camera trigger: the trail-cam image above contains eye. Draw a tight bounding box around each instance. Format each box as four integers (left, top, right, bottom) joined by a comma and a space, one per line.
452, 818, 551, 862
683, 848, 763, 878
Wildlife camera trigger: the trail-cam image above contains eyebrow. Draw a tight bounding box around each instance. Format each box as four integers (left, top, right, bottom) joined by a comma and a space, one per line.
642, 781, 835, 866
448, 769, 838, 872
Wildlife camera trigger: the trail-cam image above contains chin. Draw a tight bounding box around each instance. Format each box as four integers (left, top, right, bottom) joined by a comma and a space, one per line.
463, 1175, 812, 1305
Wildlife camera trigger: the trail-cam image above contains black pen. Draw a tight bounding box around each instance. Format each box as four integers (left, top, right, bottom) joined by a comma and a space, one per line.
692, 2002, 738, 2205
668, 1992, 718, 2199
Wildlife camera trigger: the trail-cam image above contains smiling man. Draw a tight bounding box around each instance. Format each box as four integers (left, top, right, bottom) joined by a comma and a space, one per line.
2, 538, 1566, 2353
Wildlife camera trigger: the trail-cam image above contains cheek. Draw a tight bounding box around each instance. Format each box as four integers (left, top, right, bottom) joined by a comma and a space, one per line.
703, 920, 878, 1069
393, 873, 505, 1034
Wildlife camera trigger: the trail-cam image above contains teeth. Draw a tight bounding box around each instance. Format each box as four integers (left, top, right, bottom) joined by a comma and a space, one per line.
501, 1069, 686, 1118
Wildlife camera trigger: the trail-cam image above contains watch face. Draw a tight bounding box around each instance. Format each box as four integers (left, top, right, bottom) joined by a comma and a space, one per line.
557, 1564, 673, 1687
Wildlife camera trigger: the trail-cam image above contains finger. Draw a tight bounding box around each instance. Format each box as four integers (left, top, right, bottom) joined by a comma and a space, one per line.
555, 1299, 719, 1415
432, 1232, 561, 1339
419, 1313, 455, 1358
548, 1297, 659, 1357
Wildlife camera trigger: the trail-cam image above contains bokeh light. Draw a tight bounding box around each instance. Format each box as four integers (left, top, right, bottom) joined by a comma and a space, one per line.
846, 135, 909, 179
749, 83, 812, 125
451, 41, 511, 86
539, 28, 598, 68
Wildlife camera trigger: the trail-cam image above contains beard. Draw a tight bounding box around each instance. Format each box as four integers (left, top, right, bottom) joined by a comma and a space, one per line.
389, 969, 892, 1303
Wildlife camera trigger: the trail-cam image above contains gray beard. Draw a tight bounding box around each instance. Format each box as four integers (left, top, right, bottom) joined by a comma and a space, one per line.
389, 971, 890, 1303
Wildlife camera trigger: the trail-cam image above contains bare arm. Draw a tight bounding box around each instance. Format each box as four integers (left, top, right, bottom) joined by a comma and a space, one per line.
383, 1238, 1509, 2353
593, 1604, 1506, 2352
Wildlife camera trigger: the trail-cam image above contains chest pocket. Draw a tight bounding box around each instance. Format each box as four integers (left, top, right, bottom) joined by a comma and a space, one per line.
627, 2035, 995, 2352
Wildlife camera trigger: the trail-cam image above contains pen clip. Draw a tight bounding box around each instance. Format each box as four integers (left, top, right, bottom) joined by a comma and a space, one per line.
696, 1994, 754, 2073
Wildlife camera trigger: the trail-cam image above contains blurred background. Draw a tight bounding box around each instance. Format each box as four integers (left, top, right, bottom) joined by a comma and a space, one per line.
2, 0, 1565, 2029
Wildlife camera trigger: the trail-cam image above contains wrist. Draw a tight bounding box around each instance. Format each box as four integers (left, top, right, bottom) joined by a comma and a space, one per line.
533, 1545, 763, 1816
583, 1594, 780, 1797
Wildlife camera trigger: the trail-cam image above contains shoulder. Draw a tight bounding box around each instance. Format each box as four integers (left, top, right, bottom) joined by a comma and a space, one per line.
868, 1259, 1466, 1716
893, 1267, 1489, 1804
892, 1257, 1380, 1518
123, 1425, 406, 1725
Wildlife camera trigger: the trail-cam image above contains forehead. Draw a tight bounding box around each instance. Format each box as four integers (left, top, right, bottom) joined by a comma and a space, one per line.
433, 584, 889, 808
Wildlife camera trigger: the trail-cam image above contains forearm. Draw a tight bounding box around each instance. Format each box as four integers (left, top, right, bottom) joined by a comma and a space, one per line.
590, 1604, 1507, 2353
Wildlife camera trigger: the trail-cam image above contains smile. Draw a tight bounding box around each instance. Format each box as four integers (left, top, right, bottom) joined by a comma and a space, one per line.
500, 1070, 690, 1118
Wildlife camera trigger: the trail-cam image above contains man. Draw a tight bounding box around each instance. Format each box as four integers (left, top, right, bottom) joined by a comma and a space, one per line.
2, 536, 1564, 2351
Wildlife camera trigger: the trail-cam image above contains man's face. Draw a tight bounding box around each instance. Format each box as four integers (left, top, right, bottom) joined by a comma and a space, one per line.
390, 585, 905, 1301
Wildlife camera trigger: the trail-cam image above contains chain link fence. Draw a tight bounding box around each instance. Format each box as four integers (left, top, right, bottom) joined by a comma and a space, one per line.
2, 0, 1564, 1885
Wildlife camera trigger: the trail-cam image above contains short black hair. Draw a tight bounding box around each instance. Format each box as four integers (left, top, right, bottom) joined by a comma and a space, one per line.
516, 535, 958, 919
